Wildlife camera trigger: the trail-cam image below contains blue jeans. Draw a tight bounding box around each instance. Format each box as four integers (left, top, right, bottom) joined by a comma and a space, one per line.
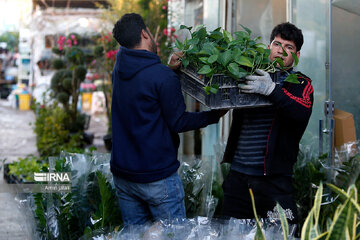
113, 172, 186, 225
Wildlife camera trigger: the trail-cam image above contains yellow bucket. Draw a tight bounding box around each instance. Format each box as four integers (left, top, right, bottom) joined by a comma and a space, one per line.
82, 92, 92, 111
19, 94, 31, 110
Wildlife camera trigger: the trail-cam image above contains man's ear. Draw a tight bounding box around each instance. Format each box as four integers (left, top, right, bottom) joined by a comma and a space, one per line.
141, 29, 149, 40
296, 51, 300, 59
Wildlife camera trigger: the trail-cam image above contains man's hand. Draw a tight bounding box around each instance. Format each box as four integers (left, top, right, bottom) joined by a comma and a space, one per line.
168, 51, 183, 70
239, 69, 275, 96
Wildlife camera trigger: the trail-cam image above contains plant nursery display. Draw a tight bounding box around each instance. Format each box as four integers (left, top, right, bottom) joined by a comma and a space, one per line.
5, 141, 360, 239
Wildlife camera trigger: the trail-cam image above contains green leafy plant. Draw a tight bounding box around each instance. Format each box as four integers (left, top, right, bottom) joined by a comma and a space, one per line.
249, 182, 360, 239
249, 188, 266, 240
8, 155, 48, 181
179, 160, 204, 218
91, 171, 122, 230
293, 150, 360, 232
50, 33, 92, 133
293, 152, 328, 228
300, 182, 360, 240
33, 99, 84, 157
32, 155, 122, 240
176, 25, 300, 94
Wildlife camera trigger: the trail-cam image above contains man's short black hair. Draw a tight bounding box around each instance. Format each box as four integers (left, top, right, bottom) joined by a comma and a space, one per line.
112, 13, 147, 49
270, 22, 304, 51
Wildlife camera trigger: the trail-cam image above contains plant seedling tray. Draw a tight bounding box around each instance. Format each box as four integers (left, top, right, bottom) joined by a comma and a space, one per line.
178, 68, 273, 110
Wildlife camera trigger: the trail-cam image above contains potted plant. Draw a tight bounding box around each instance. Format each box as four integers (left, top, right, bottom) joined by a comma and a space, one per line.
51, 33, 93, 132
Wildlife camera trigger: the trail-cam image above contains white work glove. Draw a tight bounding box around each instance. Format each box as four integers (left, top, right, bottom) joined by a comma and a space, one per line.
239, 69, 275, 96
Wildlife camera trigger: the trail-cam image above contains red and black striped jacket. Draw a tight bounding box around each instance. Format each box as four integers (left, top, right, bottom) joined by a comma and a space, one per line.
222, 72, 314, 176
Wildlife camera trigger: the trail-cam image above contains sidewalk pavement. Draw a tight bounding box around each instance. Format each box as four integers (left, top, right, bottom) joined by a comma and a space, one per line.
0, 99, 109, 239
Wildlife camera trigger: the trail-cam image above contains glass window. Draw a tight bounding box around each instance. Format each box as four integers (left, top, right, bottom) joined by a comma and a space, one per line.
184, 0, 220, 30
292, 0, 328, 151
232, 0, 286, 44
332, 5, 360, 138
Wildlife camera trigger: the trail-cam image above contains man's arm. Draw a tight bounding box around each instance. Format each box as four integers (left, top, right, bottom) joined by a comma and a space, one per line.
158, 71, 225, 133
239, 69, 313, 122
267, 74, 313, 122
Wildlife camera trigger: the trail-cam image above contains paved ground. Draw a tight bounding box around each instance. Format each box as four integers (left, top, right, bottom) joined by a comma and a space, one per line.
0, 99, 109, 239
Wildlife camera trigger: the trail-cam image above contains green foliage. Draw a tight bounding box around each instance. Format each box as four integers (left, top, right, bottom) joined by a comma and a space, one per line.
93, 45, 104, 58
91, 171, 122, 230
84, 52, 95, 65
277, 203, 290, 240
67, 113, 87, 133
33, 100, 83, 157
177, 25, 275, 94
52, 46, 64, 55
8, 155, 48, 181
180, 160, 203, 218
49, 34, 90, 137
66, 46, 85, 65
178, 25, 301, 94
293, 152, 327, 228
179, 158, 225, 219
248, 180, 360, 239
249, 188, 266, 240
211, 179, 223, 217
335, 154, 360, 190
56, 92, 70, 105
52, 58, 66, 70
62, 77, 72, 91
0, 31, 19, 51
51, 70, 73, 94
300, 183, 360, 240
293, 149, 360, 234
178, 25, 273, 75
33, 193, 47, 234
32, 155, 122, 239
74, 65, 87, 81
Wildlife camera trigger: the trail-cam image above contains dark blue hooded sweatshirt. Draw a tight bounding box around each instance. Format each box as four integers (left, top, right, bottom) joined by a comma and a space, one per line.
110, 47, 220, 183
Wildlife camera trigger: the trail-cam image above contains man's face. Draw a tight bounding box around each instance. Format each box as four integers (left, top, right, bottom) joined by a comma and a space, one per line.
268, 35, 300, 68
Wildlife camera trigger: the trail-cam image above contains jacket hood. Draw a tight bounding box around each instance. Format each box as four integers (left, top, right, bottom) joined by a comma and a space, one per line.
115, 46, 161, 80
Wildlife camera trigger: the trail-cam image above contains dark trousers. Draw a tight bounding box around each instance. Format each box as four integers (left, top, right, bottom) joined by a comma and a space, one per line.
221, 170, 298, 224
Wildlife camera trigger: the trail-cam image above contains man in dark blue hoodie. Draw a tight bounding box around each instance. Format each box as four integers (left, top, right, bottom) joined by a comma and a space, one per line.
110, 13, 225, 225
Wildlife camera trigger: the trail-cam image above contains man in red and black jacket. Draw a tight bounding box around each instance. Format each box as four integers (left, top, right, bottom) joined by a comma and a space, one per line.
221, 22, 314, 224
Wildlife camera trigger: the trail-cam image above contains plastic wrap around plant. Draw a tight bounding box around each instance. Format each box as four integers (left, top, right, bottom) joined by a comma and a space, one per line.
93, 217, 296, 240
20, 151, 122, 240
294, 139, 360, 232
178, 155, 225, 219
14, 140, 360, 239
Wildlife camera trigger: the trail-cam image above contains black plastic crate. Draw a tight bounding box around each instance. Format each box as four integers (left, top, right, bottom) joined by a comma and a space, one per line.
178, 68, 272, 109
